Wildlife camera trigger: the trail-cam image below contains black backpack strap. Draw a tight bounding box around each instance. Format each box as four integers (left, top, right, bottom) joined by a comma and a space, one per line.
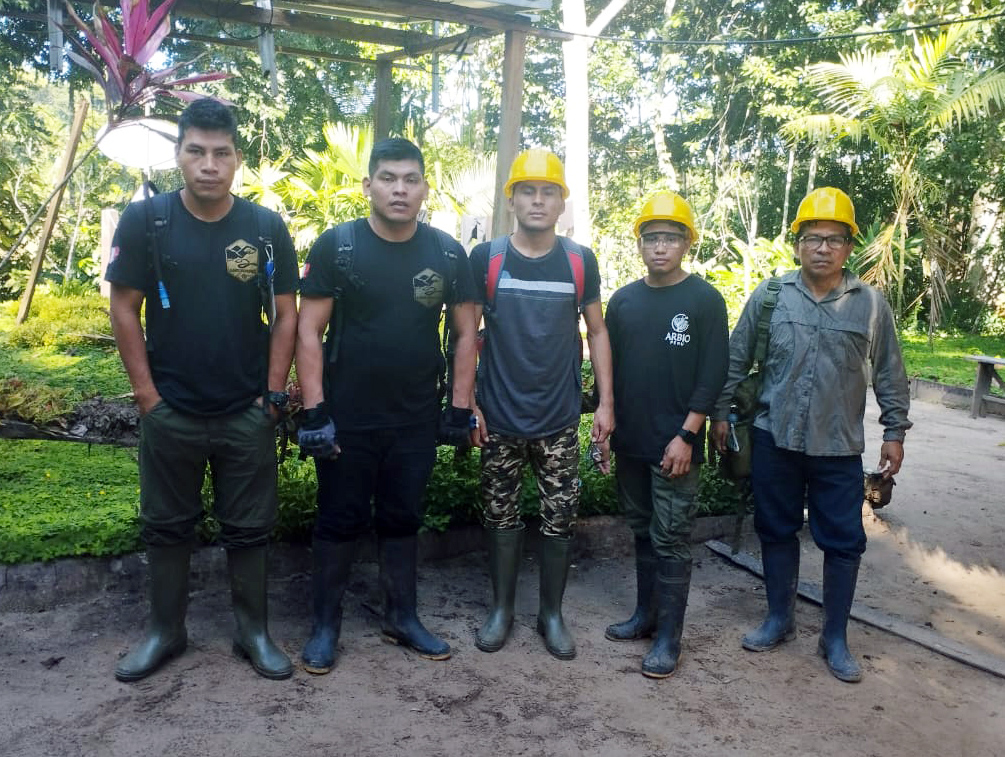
425, 224, 462, 406
752, 277, 782, 367
145, 190, 172, 310
253, 202, 277, 330
326, 221, 361, 369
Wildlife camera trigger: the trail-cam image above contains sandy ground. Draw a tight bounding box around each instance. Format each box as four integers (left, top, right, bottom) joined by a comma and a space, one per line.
1, 397, 1004, 757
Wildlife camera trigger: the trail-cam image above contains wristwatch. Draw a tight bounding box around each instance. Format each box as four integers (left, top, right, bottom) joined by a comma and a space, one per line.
266, 391, 290, 411
676, 427, 698, 445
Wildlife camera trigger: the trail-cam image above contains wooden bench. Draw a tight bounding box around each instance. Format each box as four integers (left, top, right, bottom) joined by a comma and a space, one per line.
964, 355, 1005, 418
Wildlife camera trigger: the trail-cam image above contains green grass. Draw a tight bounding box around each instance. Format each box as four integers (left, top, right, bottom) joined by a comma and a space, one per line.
0, 440, 142, 563
0, 288, 131, 415
899, 332, 1005, 394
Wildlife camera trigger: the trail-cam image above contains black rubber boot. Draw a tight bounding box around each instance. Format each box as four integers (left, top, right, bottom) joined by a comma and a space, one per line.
741, 540, 800, 652
641, 558, 691, 679
114, 543, 191, 682
817, 553, 863, 683
605, 537, 657, 642
228, 546, 293, 680
476, 524, 525, 653
301, 538, 356, 675
536, 535, 576, 660
378, 535, 451, 660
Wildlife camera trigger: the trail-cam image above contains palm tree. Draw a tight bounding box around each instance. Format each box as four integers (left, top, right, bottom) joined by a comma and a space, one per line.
281, 123, 372, 251
782, 24, 1005, 333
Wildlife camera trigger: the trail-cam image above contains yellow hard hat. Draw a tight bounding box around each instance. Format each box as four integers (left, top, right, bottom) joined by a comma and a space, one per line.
633, 191, 697, 240
504, 149, 569, 198
790, 187, 859, 237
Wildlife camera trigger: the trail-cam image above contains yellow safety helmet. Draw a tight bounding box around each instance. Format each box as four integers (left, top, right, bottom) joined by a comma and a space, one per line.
633, 191, 697, 240
790, 187, 859, 237
504, 149, 569, 199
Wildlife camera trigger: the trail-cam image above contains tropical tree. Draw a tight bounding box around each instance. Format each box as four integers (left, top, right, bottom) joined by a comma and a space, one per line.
782, 24, 1005, 331
278, 122, 372, 251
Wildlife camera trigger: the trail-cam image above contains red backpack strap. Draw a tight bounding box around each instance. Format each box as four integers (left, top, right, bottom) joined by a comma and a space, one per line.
485, 235, 509, 310
559, 236, 585, 310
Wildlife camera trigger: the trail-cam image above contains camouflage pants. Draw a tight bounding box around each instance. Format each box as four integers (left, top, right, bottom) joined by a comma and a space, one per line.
480, 426, 580, 537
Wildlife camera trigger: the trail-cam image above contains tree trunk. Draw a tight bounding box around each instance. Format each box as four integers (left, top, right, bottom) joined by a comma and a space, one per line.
561, 0, 630, 245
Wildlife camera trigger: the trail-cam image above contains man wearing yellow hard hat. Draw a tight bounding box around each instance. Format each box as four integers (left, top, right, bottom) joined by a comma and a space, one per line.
468, 148, 615, 660
712, 187, 911, 683
600, 191, 729, 678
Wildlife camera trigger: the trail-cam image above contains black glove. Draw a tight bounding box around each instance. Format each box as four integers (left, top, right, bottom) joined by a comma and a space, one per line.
298, 404, 338, 458
437, 405, 473, 448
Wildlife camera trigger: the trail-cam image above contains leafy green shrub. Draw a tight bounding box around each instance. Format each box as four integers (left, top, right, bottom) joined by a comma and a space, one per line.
1, 287, 112, 350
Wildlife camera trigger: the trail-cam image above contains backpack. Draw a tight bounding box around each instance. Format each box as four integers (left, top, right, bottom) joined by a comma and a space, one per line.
144, 191, 278, 329
323, 220, 461, 404
484, 234, 585, 312
482, 234, 595, 412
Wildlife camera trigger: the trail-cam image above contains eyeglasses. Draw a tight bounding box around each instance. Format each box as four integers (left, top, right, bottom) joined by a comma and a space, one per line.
640, 231, 688, 248
798, 234, 851, 250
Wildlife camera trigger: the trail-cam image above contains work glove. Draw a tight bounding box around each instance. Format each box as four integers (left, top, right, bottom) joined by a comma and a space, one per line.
298, 404, 338, 458
437, 405, 473, 449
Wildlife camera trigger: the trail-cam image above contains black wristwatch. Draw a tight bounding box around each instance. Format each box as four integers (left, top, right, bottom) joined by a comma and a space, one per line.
266, 391, 290, 411
676, 427, 698, 445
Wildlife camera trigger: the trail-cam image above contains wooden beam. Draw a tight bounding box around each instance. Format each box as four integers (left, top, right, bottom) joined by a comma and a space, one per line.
376, 27, 494, 61
263, 0, 572, 40
174, 31, 424, 70
491, 29, 525, 238
374, 59, 393, 140
16, 99, 89, 325
706, 540, 1005, 680
170, 0, 440, 48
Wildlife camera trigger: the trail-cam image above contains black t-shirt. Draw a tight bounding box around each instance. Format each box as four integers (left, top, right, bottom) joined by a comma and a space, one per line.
300, 219, 475, 431
105, 191, 298, 416
605, 275, 729, 464
469, 237, 601, 437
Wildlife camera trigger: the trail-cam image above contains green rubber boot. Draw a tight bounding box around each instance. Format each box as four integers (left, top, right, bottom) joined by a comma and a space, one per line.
536, 535, 576, 660
228, 546, 293, 680
114, 543, 191, 682
476, 524, 525, 652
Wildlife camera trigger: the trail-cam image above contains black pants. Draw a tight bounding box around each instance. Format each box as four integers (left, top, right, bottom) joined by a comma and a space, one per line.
313, 423, 437, 542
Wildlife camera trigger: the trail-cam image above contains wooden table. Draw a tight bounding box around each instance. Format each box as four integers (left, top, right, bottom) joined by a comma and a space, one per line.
964, 355, 1005, 418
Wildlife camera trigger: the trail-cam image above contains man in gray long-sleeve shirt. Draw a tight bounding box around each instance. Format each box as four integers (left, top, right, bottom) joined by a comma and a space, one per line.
711, 187, 911, 684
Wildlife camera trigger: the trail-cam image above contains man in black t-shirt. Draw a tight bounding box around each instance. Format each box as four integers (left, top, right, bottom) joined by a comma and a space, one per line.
469, 149, 615, 661
601, 191, 728, 679
296, 138, 477, 673
106, 99, 298, 682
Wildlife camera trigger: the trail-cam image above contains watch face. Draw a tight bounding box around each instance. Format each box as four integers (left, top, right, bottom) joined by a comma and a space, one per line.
269, 392, 290, 408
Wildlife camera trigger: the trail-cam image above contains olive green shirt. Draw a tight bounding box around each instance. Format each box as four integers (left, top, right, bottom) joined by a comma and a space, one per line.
714, 270, 911, 456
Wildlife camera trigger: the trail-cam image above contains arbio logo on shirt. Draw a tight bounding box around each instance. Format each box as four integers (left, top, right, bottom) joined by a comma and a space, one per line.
413, 268, 444, 308
665, 313, 691, 346
225, 239, 259, 282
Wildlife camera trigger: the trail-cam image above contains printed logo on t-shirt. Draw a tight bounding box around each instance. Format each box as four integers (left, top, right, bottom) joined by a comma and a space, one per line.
413, 268, 444, 308
665, 313, 691, 346
225, 239, 259, 282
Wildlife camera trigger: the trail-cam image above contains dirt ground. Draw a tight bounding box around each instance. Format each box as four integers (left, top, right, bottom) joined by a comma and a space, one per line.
1, 396, 1004, 757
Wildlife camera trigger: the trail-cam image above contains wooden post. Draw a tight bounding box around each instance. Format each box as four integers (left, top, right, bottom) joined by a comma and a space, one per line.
374, 59, 393, 141
16, 98, 89, 324
491, 30, 526, 239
